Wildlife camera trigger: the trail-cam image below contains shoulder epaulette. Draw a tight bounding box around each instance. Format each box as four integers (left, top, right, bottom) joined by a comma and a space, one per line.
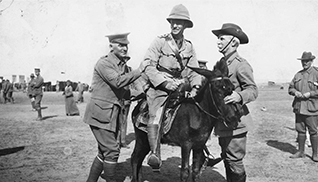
158, 33, 170, 39
234, 56, 244, 62
313, 66, 318, 72
184, 39, 192, 44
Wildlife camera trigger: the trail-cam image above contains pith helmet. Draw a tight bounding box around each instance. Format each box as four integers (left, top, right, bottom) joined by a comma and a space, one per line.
166, 4, 193, 28
212, 23, 249, 44
297, 51, 316, 61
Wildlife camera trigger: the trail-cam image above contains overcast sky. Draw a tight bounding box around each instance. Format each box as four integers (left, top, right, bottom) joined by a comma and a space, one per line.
1, 0, 318, 84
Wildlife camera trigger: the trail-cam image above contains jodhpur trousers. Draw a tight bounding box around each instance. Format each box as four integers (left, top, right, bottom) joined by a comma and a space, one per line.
90, 125, 120, 163
295, 114, 318, 136
219, 132, 247, 180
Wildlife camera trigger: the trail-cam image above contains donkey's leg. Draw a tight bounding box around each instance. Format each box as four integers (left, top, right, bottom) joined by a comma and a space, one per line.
180, 143, 192, 182
192, 147, 206, 182
131, 127, 150, 182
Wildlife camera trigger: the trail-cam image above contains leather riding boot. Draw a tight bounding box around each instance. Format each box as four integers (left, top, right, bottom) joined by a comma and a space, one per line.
290, 134, 306, 158
102, 162, 117, 182
233, 172, 246, 182
147, 124, 161, 172
86, 157, 103, 182
224, 162, 233, 182
36, 109, 43, 121
224, 163, 246, 182
310, 135, 318, 162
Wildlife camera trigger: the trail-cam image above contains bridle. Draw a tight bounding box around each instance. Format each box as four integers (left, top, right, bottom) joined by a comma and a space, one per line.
191, 76, 232, 127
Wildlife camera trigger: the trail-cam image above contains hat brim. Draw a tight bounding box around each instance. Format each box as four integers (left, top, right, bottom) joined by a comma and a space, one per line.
166, 18, 193, 28
297, 56, 316, 60
212, 28, 248, 44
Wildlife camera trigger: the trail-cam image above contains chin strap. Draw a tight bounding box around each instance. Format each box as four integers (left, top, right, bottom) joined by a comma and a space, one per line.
220, 36, 235, 53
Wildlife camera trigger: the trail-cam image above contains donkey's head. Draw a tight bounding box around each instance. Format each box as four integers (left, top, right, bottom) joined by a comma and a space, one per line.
190, 59, 243, 129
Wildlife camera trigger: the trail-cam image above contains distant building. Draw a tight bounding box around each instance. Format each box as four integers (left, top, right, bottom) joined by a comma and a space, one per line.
268, 81, 275, 86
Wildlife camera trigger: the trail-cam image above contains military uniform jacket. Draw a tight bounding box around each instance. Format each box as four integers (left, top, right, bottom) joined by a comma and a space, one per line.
83, 52, 141, 131
143, 33, 202, 88
215, 51, 258, 137
33, 75, 44, 96
288, 66, 318, 115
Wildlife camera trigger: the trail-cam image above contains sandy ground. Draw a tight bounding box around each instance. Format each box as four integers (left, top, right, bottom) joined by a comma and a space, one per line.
0, 87, 318, 182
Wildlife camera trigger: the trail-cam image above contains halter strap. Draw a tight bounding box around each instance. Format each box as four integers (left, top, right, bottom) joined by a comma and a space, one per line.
211, 77, 230, 82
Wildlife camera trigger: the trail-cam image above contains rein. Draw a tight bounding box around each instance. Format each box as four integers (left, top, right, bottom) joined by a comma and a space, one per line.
192, 76, 231, 127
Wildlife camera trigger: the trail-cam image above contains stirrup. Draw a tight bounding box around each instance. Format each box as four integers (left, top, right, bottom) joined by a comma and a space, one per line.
206, 157, 222, 167
147, 153, 162, 172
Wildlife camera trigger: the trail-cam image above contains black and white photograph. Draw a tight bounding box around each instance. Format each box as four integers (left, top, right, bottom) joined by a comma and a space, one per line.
1, 0, 318, 181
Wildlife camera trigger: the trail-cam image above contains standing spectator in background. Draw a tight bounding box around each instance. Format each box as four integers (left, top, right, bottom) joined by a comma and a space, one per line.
76, 81, 84, 103
56, 81, 60, 92
27, 73, 36, 111
198, 60, 208, 69
83, 32, 149, 182
63, 80, 79, 116
6, 80, 14, 104
31, 68, 44, 121
288, 51, 318, 162
2, 79, 8, 104
21, 80, 27, 93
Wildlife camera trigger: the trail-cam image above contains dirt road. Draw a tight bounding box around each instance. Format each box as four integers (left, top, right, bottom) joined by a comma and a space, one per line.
0, 87, 317, 182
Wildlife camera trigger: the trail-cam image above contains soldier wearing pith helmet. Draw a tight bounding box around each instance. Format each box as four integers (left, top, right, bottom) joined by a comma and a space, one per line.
209, 23, 258, 182
288, 51, 318, 163
142, 4, 202, 171
83, 32, 149, 182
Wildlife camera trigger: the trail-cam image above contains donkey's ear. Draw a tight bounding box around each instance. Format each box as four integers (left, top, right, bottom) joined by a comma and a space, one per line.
188, 66, 214, 78
215, 59, 229, 76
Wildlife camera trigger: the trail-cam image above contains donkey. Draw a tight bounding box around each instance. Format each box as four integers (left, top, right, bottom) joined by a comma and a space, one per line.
130, 59, 244, 182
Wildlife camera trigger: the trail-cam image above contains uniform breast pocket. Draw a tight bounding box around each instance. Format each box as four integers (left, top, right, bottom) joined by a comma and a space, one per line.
91, 100, 114, 123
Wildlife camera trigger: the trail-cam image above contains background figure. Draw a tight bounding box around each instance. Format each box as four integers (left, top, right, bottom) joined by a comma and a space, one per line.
63, 80, 80, 116
83, 33, 148, 182
198, 60, 208, 69
6, 80, 14, 104
210, 23, 258, 182
2, 79, 8, 104
288, 51, 318, 162
76, 81, 84, 103
27, 73, 36, 111
56, 81, 60, 92
31, 68, 44, 121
